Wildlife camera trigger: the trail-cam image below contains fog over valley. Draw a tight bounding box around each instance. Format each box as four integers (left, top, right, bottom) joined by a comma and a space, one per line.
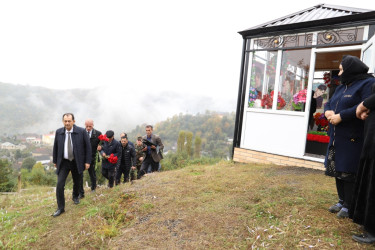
0, 82, 236, 135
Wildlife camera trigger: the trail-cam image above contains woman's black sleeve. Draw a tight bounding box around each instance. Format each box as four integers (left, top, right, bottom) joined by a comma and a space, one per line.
363, 93, 375, 109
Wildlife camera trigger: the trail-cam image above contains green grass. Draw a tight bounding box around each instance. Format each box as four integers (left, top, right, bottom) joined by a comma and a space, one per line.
0, 161, 372, 249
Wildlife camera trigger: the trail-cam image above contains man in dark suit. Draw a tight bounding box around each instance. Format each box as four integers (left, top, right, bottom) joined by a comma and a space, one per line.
139, 125, 163, 178
52, 113, 91, 217
77, 118, 102, 197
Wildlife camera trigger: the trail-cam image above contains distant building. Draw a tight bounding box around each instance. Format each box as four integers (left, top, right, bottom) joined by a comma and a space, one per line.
42, 134, 55, 146
26, 137, 41, 145
1, 142, 27, 150
1, 142, 16, 149
227, 138, 233, 145
37, 160, 52, 170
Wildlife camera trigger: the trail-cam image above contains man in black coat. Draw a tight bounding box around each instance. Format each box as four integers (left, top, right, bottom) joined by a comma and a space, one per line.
100, 130, 121, 188
78, 118, 102, 197
116, 136, 136, 184
120, 132, 134, 148
52, 113, 91, 217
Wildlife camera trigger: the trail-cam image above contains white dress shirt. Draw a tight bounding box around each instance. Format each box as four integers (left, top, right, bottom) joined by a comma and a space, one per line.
64, 128, 74, 160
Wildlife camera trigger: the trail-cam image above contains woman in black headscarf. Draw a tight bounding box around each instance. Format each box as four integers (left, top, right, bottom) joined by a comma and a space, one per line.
351, 73, 375, 244
324, 55, 374, 219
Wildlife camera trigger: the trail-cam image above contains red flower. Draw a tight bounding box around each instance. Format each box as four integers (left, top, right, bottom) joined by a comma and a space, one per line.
319, 119, 329, 127
108, 153, 118, 164
261, 94, 273, 109
323, 72, 330, 84
261, 91, 286, 109
98, 134, 109, 142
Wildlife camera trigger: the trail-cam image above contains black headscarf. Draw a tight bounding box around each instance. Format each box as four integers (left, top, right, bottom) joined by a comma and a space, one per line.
340, 55, 374, 85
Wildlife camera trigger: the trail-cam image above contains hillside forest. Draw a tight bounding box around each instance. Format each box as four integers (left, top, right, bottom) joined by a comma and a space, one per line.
0, 111, 235, 192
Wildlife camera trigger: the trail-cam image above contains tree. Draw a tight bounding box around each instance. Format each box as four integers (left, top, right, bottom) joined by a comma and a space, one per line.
185, 131, 193, 157
194, 135, 202, 158
0, 159, 15, 192
177, 131, 185, 154
15, 149, 22, 160
30, 162, 45, 185
21, 157, 36, 171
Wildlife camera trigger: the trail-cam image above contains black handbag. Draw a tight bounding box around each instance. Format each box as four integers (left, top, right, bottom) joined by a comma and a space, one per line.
325, 145, 337, 177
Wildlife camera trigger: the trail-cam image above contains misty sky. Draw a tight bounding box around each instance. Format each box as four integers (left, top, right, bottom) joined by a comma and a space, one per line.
0, 0, 373, 131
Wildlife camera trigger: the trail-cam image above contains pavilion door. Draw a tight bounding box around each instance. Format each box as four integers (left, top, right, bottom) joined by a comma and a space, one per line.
361, 34, 375, 73
304, 46, 362, 157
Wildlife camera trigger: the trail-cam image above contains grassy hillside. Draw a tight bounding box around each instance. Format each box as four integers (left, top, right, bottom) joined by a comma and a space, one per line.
0, 162, 367, 249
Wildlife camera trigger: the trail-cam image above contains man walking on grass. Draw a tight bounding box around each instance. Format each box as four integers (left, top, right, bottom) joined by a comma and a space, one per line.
52, 113, 91, 217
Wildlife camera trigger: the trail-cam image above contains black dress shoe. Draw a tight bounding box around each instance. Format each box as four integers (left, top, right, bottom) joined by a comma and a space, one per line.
52, 209, 65, 217
352, 232, 375, 244
73, 198, 80, 205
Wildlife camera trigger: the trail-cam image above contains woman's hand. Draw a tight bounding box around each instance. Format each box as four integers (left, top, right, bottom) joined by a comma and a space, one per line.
356, 102, 369, 120
329, 114, 342, 125
325, 110, 335, 119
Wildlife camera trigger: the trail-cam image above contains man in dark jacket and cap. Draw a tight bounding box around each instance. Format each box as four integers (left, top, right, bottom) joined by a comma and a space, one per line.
100, 130, 121, 188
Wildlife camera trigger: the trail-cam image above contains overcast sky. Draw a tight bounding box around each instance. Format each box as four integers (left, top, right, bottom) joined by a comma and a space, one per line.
0, 1, 373, 126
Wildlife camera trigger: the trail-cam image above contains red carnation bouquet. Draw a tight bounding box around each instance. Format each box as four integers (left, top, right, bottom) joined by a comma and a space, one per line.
98, 134, 109, 148
108, 153, 118, 164
98, 134, 109, 143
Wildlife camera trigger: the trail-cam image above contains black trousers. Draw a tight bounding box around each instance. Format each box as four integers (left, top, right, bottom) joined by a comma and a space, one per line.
79, 159, 97, 195
56, 159, 80, 210
336, 177, 355, 209
116, 164, 130, 184
102, 167, 115, 188
139, 156, 159, 178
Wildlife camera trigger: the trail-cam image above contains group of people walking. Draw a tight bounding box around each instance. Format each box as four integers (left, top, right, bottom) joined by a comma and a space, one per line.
51, 114, 163, 217
324, 55, 375, 244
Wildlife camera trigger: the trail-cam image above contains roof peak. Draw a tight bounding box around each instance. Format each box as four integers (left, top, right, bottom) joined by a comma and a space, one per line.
246, 4, 373, 31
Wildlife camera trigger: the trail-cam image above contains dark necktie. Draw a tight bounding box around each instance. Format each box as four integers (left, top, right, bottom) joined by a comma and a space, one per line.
67, 132, 74, 161
87, 131, 90, 138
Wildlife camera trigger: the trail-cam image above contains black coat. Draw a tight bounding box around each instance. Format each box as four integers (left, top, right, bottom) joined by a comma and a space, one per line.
89, 128, 102, 161
53, 124, 92, 174
119, 143, 136, 168
100, 139, 121, 169
350, 83, 375, 235
324, 78, 374, 173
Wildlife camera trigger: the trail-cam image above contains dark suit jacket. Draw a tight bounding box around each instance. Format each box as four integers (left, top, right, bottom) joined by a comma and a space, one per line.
89, 128, 102, 160
142, 134, 164, 162
53, 124, 92, 174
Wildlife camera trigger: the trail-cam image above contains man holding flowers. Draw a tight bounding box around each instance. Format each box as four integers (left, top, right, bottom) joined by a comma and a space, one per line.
100, 130, 121, 188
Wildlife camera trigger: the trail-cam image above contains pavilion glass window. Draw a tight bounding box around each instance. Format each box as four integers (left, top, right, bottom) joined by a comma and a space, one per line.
248, 50, 278, 109
277, 49, 311, 111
